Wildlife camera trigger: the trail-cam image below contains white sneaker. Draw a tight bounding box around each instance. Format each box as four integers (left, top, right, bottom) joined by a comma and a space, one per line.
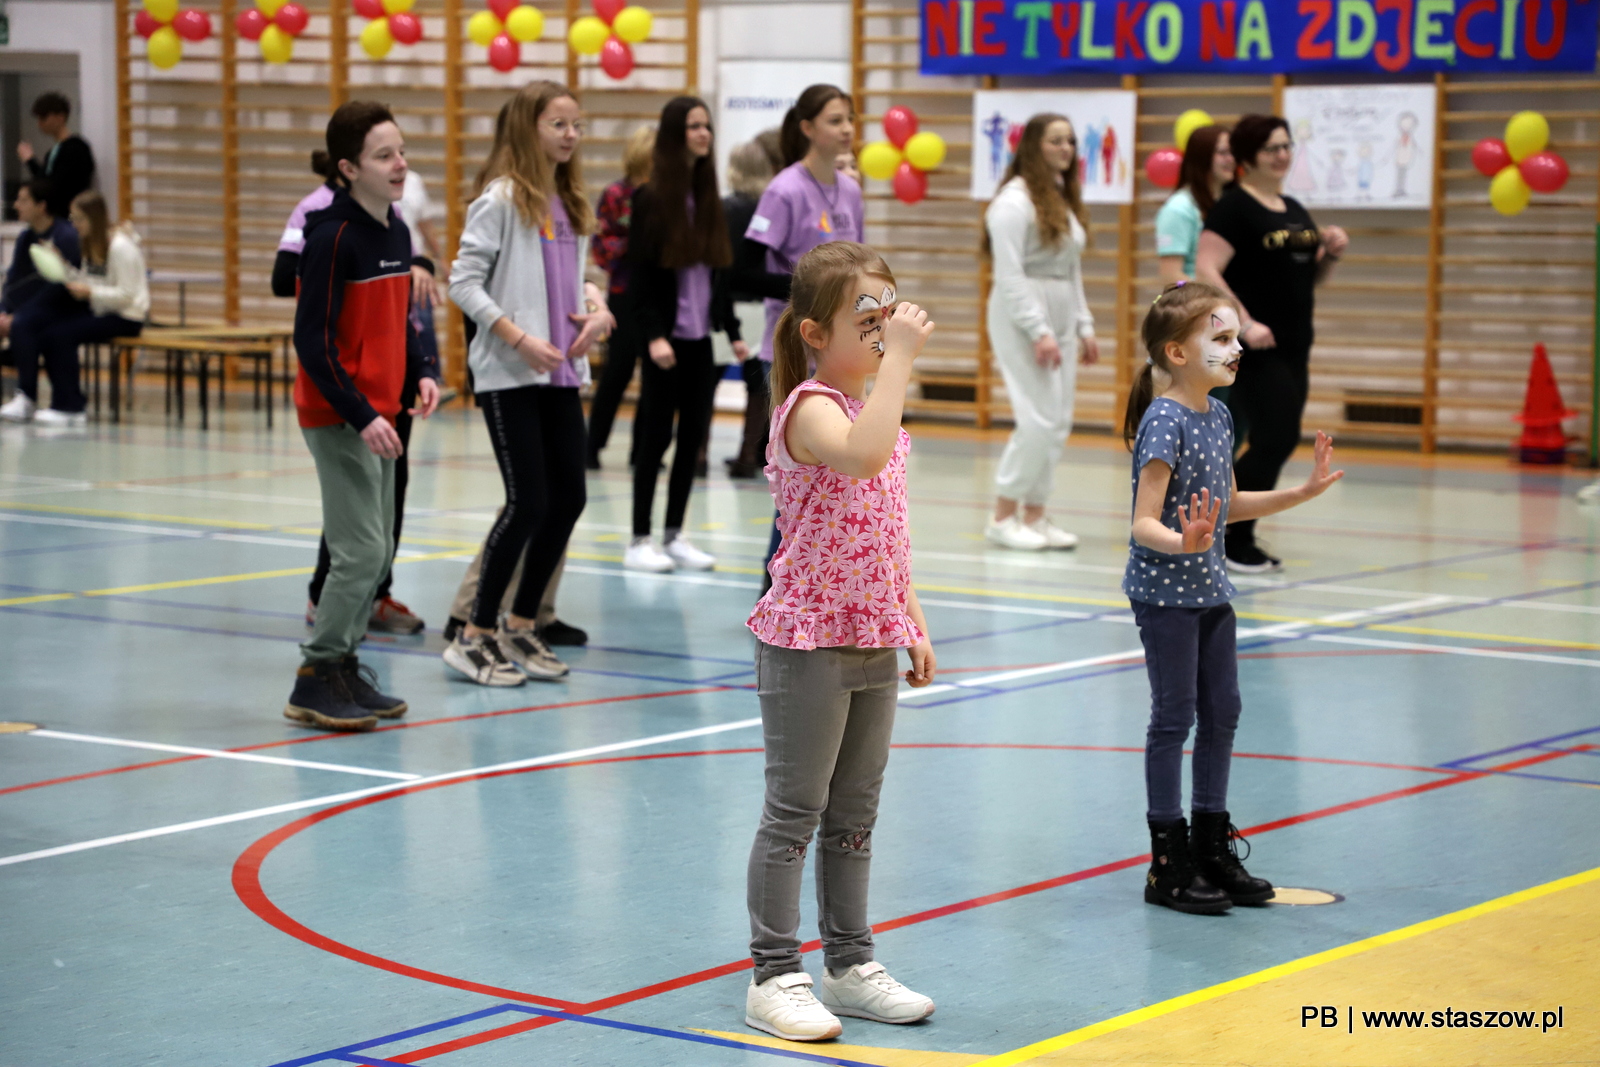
820, 962, 935, 1025
665, 535, 716, 570
745, 972, 843, 1042
1028, 517, 1079, 549
443, 631, 526, 687
497, 621, 569, 680
32, 408, 87, 427
0, 394, 36, 422
1578, 480, 1600, 504
624, 537, 676, 573
985, 515, 1048, 551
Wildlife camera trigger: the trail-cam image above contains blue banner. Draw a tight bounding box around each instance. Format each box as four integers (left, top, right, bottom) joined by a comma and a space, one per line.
920, 0, 1599, 74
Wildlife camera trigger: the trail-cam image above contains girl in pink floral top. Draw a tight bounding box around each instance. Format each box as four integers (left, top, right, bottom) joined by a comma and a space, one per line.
741, 241, 939, 1043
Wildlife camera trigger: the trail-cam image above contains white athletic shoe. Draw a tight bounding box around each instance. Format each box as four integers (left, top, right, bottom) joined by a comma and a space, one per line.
1578, 480, 1600, 504
443, 631, 525, 687
497, 621, 569, 680
819, 962, 935, 1025
745, 972, 843, 1042
624, 537, 676, 573
665, 535, 716, 571
1028, 517, 1079, 549
32, 408, 87, 427
0, 394, 36, 422
985, 515, 1048, 551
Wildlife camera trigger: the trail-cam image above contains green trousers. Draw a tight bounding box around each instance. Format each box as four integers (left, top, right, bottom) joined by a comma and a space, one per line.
300, 423, 396, 665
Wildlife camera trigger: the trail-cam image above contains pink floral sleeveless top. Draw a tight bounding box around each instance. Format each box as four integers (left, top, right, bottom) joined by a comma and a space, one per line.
747, 380, 922, 650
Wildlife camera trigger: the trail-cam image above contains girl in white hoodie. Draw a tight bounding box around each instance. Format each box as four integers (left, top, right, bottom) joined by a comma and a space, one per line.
38, 191, 147, 425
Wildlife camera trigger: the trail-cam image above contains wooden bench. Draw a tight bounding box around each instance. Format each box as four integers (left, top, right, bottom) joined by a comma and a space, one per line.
110, 334, 281, 429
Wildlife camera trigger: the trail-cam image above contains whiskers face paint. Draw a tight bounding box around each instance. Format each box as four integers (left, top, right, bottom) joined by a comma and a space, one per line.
1201, 307, 1243, 380
855, 285, 896, 355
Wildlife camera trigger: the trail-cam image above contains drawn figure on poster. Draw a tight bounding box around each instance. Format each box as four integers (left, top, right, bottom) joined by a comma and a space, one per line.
1325, 148, 1347, 193
1287, 118, 1316, 193
1081, 122, 1102, 186
1356, 142, 1375, 200
982, 111, 1010, 186
1100, 122, 1117, 185
1392, 111, 1418, 198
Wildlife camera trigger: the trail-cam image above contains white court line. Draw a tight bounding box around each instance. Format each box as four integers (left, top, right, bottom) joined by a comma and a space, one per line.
115, 485, 323, 507
1304, 633, 1600, 669
29, 729, 421, 780
562, 563, 762, 592
0, 717, 763, 868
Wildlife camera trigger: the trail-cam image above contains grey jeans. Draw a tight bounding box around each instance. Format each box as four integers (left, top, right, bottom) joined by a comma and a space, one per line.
747, 642, 899, 985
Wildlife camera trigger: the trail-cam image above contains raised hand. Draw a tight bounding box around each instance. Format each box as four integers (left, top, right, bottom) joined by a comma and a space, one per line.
1176, 487, 1222, 554
882, 301, 934, 361
1301, 430, 1345, 499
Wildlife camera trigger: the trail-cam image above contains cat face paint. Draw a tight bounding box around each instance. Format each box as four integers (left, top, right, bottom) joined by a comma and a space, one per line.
855, 285, 896, 353
1200, 306, 1243, 380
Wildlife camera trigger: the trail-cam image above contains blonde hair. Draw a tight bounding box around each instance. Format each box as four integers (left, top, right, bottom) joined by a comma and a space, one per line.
1123, 281, 1238, 445
727, 140, 775, 198
771, 241, 895, 411
70, 190, 112, 267
623, 123, 655, 185
987, 112, 1089, 253
477, 80, 593, 235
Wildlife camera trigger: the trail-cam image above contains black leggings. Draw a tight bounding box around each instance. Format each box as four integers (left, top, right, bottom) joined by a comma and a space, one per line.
585, 293, 641, 462
1228, 342, 1310, 551
310, 379, 415, 605
632, 336, 717, 537
472, 385, 588, 629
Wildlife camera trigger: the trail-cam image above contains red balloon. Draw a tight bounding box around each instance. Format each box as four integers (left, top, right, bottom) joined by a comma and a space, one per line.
883, 105, 918, 149
273, 2, 308, 33
1471, 138, 1511, 178
135, 9, 163, 37
891, 161, 927, 204
1519, 150, 1569, 194
599, 35, 633, 78
1006, 123, 1023, 151
594, 0, 626, 23
1144, 147, 1183, 189
235, 7, 267, 39
388, 10, 422, 42
487, 32, 519, 70
353, 0, 384, 16
487, 0, 519, 20
173, 8, 211, 39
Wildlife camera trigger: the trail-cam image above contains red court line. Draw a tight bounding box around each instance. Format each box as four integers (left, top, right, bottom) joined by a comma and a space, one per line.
0, 687, 725, 797
236, 742, 1583, 1064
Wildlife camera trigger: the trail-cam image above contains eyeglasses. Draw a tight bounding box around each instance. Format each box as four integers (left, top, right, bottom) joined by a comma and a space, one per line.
1260, 141, 1294, 155
541, 119, 587, 136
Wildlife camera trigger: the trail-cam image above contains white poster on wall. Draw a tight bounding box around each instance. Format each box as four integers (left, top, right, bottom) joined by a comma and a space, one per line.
1281, 85, 1435, 210
971, 90, 1137, 204
715, 60, 851, 192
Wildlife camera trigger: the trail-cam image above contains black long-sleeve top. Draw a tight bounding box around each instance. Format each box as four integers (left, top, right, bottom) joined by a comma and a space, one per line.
27, 135, 96, 218
625, 183, 742, 345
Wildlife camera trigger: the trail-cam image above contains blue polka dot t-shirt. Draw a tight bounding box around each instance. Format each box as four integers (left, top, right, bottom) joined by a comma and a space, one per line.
1122, 397, 1237, 608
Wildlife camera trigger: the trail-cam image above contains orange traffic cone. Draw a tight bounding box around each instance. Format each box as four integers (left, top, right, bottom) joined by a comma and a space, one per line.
1513, 343, 1576, 464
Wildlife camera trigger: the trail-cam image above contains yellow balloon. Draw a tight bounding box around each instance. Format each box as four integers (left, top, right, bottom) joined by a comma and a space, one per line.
381, 0, 413, 13
256, 0, 284, 18
505, 5, 544, 42
1173, 108, 1213, 152
147, 25, 182, 68
903, 131, 946, 172
1504, 110, 1549, 163
467, 10, 502, 45
858, 141, 901, 182
1489, 164, 1531, 216
612, 5, 652, 43
259, 23, 294, 62
143, 0, 178, 23
568, 14, 609, 54
360, 17, 394, 56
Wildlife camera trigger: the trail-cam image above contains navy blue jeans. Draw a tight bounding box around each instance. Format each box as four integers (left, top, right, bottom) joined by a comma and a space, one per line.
1131, 599, 1242, 822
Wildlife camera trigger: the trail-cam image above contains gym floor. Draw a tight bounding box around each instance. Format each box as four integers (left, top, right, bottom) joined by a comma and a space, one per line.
2, 400, 1597, 1067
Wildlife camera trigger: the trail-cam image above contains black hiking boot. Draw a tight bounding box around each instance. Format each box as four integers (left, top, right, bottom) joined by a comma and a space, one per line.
284, 662, 378, 732
341, 656, 408, 719
1145, 817, 1233, 914
1191, 811, 1274, 905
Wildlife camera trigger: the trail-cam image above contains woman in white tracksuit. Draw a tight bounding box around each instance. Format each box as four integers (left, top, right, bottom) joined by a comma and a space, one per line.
984, 113, 1099, 551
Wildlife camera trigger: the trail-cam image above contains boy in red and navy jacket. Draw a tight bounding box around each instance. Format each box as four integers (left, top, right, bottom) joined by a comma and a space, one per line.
286, 101, 439, 732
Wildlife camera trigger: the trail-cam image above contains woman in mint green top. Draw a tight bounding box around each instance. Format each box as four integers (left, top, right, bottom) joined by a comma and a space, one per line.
1155, 126, 1233, 284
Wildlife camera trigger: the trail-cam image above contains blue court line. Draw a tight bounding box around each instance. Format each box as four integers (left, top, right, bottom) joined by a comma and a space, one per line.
1464, 768, 1600, 788
1436, 724, 1600, 768
267, 1004, 513, 1067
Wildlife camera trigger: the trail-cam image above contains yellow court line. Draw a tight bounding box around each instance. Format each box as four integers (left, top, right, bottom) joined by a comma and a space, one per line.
0, 500, 277, 530
967, 864, 1600, 1067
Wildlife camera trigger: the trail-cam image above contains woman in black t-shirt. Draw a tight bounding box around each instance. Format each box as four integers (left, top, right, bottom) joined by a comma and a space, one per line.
1197, 114, 1348, 573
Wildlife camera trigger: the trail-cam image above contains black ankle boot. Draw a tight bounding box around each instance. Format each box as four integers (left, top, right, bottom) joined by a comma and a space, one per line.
1191, 811, 1274, 905
1146, 818, 1232, 914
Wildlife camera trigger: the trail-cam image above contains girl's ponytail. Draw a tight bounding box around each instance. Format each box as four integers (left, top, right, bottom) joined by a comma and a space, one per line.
1121, 361, 1156, 446
770, 305, 808, 413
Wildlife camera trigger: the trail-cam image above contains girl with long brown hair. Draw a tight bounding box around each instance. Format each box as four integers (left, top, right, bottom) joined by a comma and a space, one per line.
1155, 125, 1235, 284
983, 112, 1098, 552
445, 80, 613, 685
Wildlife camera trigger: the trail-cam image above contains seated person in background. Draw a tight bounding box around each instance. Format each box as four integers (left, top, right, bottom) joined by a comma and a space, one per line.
16, 191, 148, 426
18, 92, 96, 220
0, 179, 86, 422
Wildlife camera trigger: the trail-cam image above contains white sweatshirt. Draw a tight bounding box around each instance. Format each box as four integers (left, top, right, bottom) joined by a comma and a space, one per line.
985, 177, 1094, 342
85, 228, 150, 321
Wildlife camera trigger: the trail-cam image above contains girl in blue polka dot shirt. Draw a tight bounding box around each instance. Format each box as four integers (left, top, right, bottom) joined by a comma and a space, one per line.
1123, 281, 1343, 915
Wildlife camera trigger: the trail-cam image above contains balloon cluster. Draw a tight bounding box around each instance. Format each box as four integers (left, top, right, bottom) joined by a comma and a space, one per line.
355, 0, 424, 58
568, 0, 652, 80
236, 0, 309, 63
135, 0, 212, 70
1144, 108, 1212, 189
858, 107, 946, 205
469, 0, 544, 71
1473, 111, 1568, 217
